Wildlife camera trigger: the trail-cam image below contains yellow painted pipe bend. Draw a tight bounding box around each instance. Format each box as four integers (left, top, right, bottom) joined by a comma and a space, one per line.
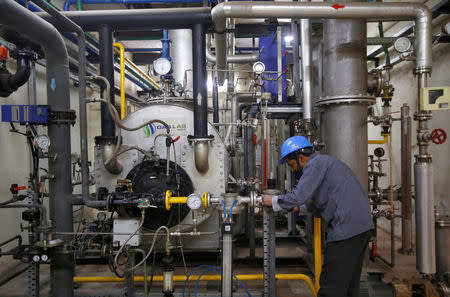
113, 42, 125, 120
368, 134, 389, 144
74, 273, 316, 296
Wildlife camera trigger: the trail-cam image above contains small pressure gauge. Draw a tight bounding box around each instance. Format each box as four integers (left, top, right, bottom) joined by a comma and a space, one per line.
41, 254, 49, 262
394, 37, 412, 53
97, 212, 107, 221
33, 255, 40, 262
252, 61, 265, 75
153, 57, 171, 76
34, 134, 50, 151
187, 193, 202, 210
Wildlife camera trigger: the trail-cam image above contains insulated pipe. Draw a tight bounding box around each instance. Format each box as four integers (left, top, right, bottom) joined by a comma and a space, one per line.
212, 75, 219, 124
206, 35, 259, 64
99, 24, 115, 139
0, 54, 33, 97
211, 1, 432, 85
0, 1, 74, 296
300, 0, 313, 122
37, 7, 213, 31
63, 0, 217, 11
414, 162, 435, 274
169, 29, 192, 90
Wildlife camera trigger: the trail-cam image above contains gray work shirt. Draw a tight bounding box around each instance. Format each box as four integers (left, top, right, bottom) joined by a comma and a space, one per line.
272, 153, 374, 242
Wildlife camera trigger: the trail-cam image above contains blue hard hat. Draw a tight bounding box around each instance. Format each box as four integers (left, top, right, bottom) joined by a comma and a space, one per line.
279, 136, 313, 165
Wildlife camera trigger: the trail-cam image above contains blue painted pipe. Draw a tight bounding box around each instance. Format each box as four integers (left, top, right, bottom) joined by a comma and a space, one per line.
17, 0, 151, 91
63, 0, 217, 11
161, 29, 170, 60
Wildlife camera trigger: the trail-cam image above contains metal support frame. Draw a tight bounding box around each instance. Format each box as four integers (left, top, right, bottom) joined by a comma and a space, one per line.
263, 205, 276, 297
28, 262, 40, 297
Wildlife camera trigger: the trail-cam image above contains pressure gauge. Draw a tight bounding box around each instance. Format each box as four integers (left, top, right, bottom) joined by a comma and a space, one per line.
33, 134, 50, 150
394, 37, 412, 53
97, 212, 107, 221
252, 61, 265, 75
186, 193, 202, 210
41, 254, 49, 262
33, 255, 40, 262
153, 57, 171, 76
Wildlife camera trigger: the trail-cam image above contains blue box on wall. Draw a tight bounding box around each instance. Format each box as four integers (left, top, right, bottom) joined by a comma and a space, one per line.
1, 105, 49, 124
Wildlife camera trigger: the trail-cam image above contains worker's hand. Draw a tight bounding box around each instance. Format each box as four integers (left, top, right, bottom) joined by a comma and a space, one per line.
293, 206, 300, 213
262, 194, 273, 207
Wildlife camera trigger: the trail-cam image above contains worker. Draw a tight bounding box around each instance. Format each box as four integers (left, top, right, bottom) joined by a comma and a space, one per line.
262, 136, 374, 297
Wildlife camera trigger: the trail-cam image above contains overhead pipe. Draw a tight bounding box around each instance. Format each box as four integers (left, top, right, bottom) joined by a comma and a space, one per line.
37, 7, 213, 31
63, 0, 218, 11
206, 34, 259, 64
291, 20, 301, 104
211, 1, 432, 85
0, 1, 74, 296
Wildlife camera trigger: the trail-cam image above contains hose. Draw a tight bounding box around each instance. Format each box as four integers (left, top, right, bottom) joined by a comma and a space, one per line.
229, 199, 238, 219
88, 76, 170, 133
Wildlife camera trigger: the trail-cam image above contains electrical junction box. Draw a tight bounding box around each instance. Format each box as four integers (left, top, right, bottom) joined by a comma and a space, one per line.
1, 105, 48, 124
420, 86, 450, 111
113, 218, 141, 247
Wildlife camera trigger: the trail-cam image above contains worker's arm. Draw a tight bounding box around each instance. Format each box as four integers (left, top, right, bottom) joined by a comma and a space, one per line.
271, 158, 328, 212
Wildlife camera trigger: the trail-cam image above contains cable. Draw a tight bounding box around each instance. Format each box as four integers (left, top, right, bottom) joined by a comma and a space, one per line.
194, 267, 221, 297
233, 274, 252, 297
229, 200, 238, 219
222, 200, 227, 220
183, 265, 218, 297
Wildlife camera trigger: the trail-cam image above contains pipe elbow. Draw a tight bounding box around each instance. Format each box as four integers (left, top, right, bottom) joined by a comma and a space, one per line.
101, 144, 123, 175
211, 3, 226, 34
8, 57, 32, 90
194, 141, 210, 174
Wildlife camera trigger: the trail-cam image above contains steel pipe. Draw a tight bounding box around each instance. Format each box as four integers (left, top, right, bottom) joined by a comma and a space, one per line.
414, 162, 436, 274
169, 29, 193, 90
206, 35, 259, 64
300, 0, 313, 121
212, 1, 432, 85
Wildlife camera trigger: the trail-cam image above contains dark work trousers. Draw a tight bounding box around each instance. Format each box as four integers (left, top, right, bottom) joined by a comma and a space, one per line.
317, 230, 370, 297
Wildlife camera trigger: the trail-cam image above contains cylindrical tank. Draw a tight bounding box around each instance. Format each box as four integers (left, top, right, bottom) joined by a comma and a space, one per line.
169, 29, 193, 92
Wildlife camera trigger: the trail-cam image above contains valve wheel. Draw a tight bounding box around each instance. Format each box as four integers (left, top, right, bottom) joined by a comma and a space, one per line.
430, 128, 447, 144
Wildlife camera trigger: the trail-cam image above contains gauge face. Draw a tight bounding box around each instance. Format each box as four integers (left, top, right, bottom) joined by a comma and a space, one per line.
41, 254, 48, 262
187, 193, 202, 210
97, 212, 107, 221
394, 37, 411, 53
34, 134, 50, 150
153, 57, 171, 75
253, 61, 265, 74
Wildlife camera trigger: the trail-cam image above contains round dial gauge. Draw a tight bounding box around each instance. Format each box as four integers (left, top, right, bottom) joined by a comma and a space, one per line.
252, 61, 265, 75
34, 134, 50, 150
41, 254, 49, 262
394, 37, 412, 53
187, 193, 202, 210
153, 57, 171, 75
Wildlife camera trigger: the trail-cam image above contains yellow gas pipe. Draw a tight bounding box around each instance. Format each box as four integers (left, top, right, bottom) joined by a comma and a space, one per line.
313, 217, 322, 292
368, 133, 389, 145
113, 42, 125, 119
74, 273, 316, 296
164, 190, 208, 211
113, 47, 160, 90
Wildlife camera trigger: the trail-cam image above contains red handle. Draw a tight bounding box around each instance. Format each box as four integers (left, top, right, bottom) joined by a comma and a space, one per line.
430, 128, 447, 144
14, 186, 26, 191
173, 136, 181, 143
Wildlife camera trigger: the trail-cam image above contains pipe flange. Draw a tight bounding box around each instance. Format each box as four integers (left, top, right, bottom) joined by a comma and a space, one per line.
95, 135, 121, 146
414, 112, 432, 121
10, 49, 38, 61
316, 95, 376, 106
187, 135, 214, 144
414, 66, 432, 75
415, 154, 432, 163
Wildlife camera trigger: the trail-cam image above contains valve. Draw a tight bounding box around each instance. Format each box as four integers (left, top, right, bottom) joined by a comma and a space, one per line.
430, 128, 447, 144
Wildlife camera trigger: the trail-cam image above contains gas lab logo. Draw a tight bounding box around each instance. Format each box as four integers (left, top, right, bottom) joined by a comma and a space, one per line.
144, 122, 187, 138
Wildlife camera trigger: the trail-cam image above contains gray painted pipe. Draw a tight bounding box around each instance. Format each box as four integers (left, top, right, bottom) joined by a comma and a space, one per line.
31, 0, 105, 209
401, 104, 413, 253
0, 1, 74, 296
37, 7, 212, 31
212, 1, 432, 85
231, 93, 257, 140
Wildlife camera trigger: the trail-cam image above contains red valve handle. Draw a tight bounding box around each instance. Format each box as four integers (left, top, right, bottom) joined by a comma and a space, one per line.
173, 136, 180, 143
430, 128, 447, 144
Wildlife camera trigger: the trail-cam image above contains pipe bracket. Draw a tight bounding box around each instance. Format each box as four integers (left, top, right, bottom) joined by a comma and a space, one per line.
316, 95, 376, 106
